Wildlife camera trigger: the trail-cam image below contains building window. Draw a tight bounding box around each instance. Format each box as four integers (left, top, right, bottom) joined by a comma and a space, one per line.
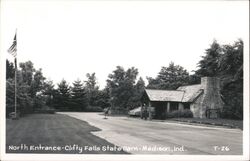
170, 102, 178, 112
183, 103, 190, 110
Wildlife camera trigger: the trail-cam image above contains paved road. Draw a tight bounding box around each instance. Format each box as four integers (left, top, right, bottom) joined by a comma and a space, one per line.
60, 112, 243, 155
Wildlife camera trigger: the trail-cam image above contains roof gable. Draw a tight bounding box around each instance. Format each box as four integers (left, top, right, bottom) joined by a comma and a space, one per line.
177, 84, 203, 102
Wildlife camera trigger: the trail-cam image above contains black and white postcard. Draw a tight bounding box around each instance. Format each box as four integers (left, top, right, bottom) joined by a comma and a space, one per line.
0, 0, 249, 161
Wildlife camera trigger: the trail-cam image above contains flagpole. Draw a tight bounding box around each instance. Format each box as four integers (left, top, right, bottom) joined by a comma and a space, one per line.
14, 57, 17, 118
15, 29, 17, 118
8, 30, 18, 119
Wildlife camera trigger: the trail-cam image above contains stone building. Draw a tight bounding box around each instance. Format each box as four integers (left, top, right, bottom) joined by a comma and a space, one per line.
141, 77, 224, 119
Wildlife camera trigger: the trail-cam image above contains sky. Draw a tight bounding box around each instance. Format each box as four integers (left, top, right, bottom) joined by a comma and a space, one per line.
1, 0, 249, 88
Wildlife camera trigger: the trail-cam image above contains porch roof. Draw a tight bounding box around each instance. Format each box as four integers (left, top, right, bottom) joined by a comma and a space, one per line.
145, 89, 184, 102
145, 84, 203, 103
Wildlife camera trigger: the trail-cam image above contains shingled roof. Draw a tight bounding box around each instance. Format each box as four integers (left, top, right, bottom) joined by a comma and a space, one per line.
145, 84, 204, 103
177, 84, 204, 102
145, 89, 184, 102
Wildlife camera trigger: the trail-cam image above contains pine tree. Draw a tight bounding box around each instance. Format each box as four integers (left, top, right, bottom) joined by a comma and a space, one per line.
195, 40, 243, 119
195, 40, 222, 77
71, 79, 88, 111
54, 79, 71, 111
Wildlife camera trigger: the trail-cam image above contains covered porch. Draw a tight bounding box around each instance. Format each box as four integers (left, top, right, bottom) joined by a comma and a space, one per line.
145, 101, 190, 119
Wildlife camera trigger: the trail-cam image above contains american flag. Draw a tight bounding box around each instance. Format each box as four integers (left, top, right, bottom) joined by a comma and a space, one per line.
7, 33, 17, 57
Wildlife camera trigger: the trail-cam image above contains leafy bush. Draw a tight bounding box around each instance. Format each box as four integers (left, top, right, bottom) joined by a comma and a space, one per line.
33, 95, 46, 110
40, 109, 56, 114
166, 112, 175, 118
35, 106, 56, 114
55, 106, 70, 111
183, 109, 193, 118
220, 108, 242, 120
85, 106, 103, 112
166, 109, 193, 118
110, 107, 128, 115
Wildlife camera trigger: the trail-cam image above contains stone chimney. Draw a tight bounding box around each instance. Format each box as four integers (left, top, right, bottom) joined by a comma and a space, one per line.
199, 77, 224, 118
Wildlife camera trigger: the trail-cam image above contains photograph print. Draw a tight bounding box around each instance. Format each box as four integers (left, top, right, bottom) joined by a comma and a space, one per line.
0, 0, 249, 161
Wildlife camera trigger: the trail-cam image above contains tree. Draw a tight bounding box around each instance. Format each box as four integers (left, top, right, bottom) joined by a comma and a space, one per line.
6, 72, 33, 116
85, 73, 99, 107
29, 69, 47, 110
6, 61, 37, 116
71, 79, 88, 111
147, 62, 190, 90
85, 73, 99, 90
107, 66, 139, 109
6, 59, 15, 79
195, 40, 222, 77
195, 39, 243, 119
218, 39, 243, 82
129, 77, 145, 109
95, 87, 111, 108
6, 79, 16, 116
43, 80, 55, 107
6, 59, 16, 116
219, 40, 243, 119
188, 73, 201, 85
54, 79, 71, 111
19, 61, 35, 86
30, 69, 46, 97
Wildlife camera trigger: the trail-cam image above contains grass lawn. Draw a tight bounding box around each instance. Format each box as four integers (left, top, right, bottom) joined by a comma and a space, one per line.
6, 113, 128, 154
170, 118, 243, 130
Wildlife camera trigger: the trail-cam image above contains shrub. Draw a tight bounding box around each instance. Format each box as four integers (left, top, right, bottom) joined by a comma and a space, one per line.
166, 112, 175, 119
110, 107, 128, 115
43, 108, 56, 114
33, 96, 46, 110
35, 106, 56, 114
55, 106, 69, 111
182, 109, 193, 118
220, 108, 242, 120
166, 109, 193, 118
166, 111, 180, 118
85, 106, 103, 112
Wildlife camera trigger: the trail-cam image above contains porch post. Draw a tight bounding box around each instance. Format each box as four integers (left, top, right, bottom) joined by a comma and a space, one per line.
178, 103, 184, 111
148, 102, 152, 120
167, 102, 170, 113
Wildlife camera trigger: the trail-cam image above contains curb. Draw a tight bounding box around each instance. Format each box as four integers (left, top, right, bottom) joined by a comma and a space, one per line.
169, 119, 241, 130
124, 116, 242, 130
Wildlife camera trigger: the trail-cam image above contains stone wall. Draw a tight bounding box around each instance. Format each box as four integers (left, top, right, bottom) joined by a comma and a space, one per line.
190, 95, 203, 118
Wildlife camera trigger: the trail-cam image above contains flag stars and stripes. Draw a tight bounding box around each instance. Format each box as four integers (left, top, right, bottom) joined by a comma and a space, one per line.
8, 33, 17, 57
